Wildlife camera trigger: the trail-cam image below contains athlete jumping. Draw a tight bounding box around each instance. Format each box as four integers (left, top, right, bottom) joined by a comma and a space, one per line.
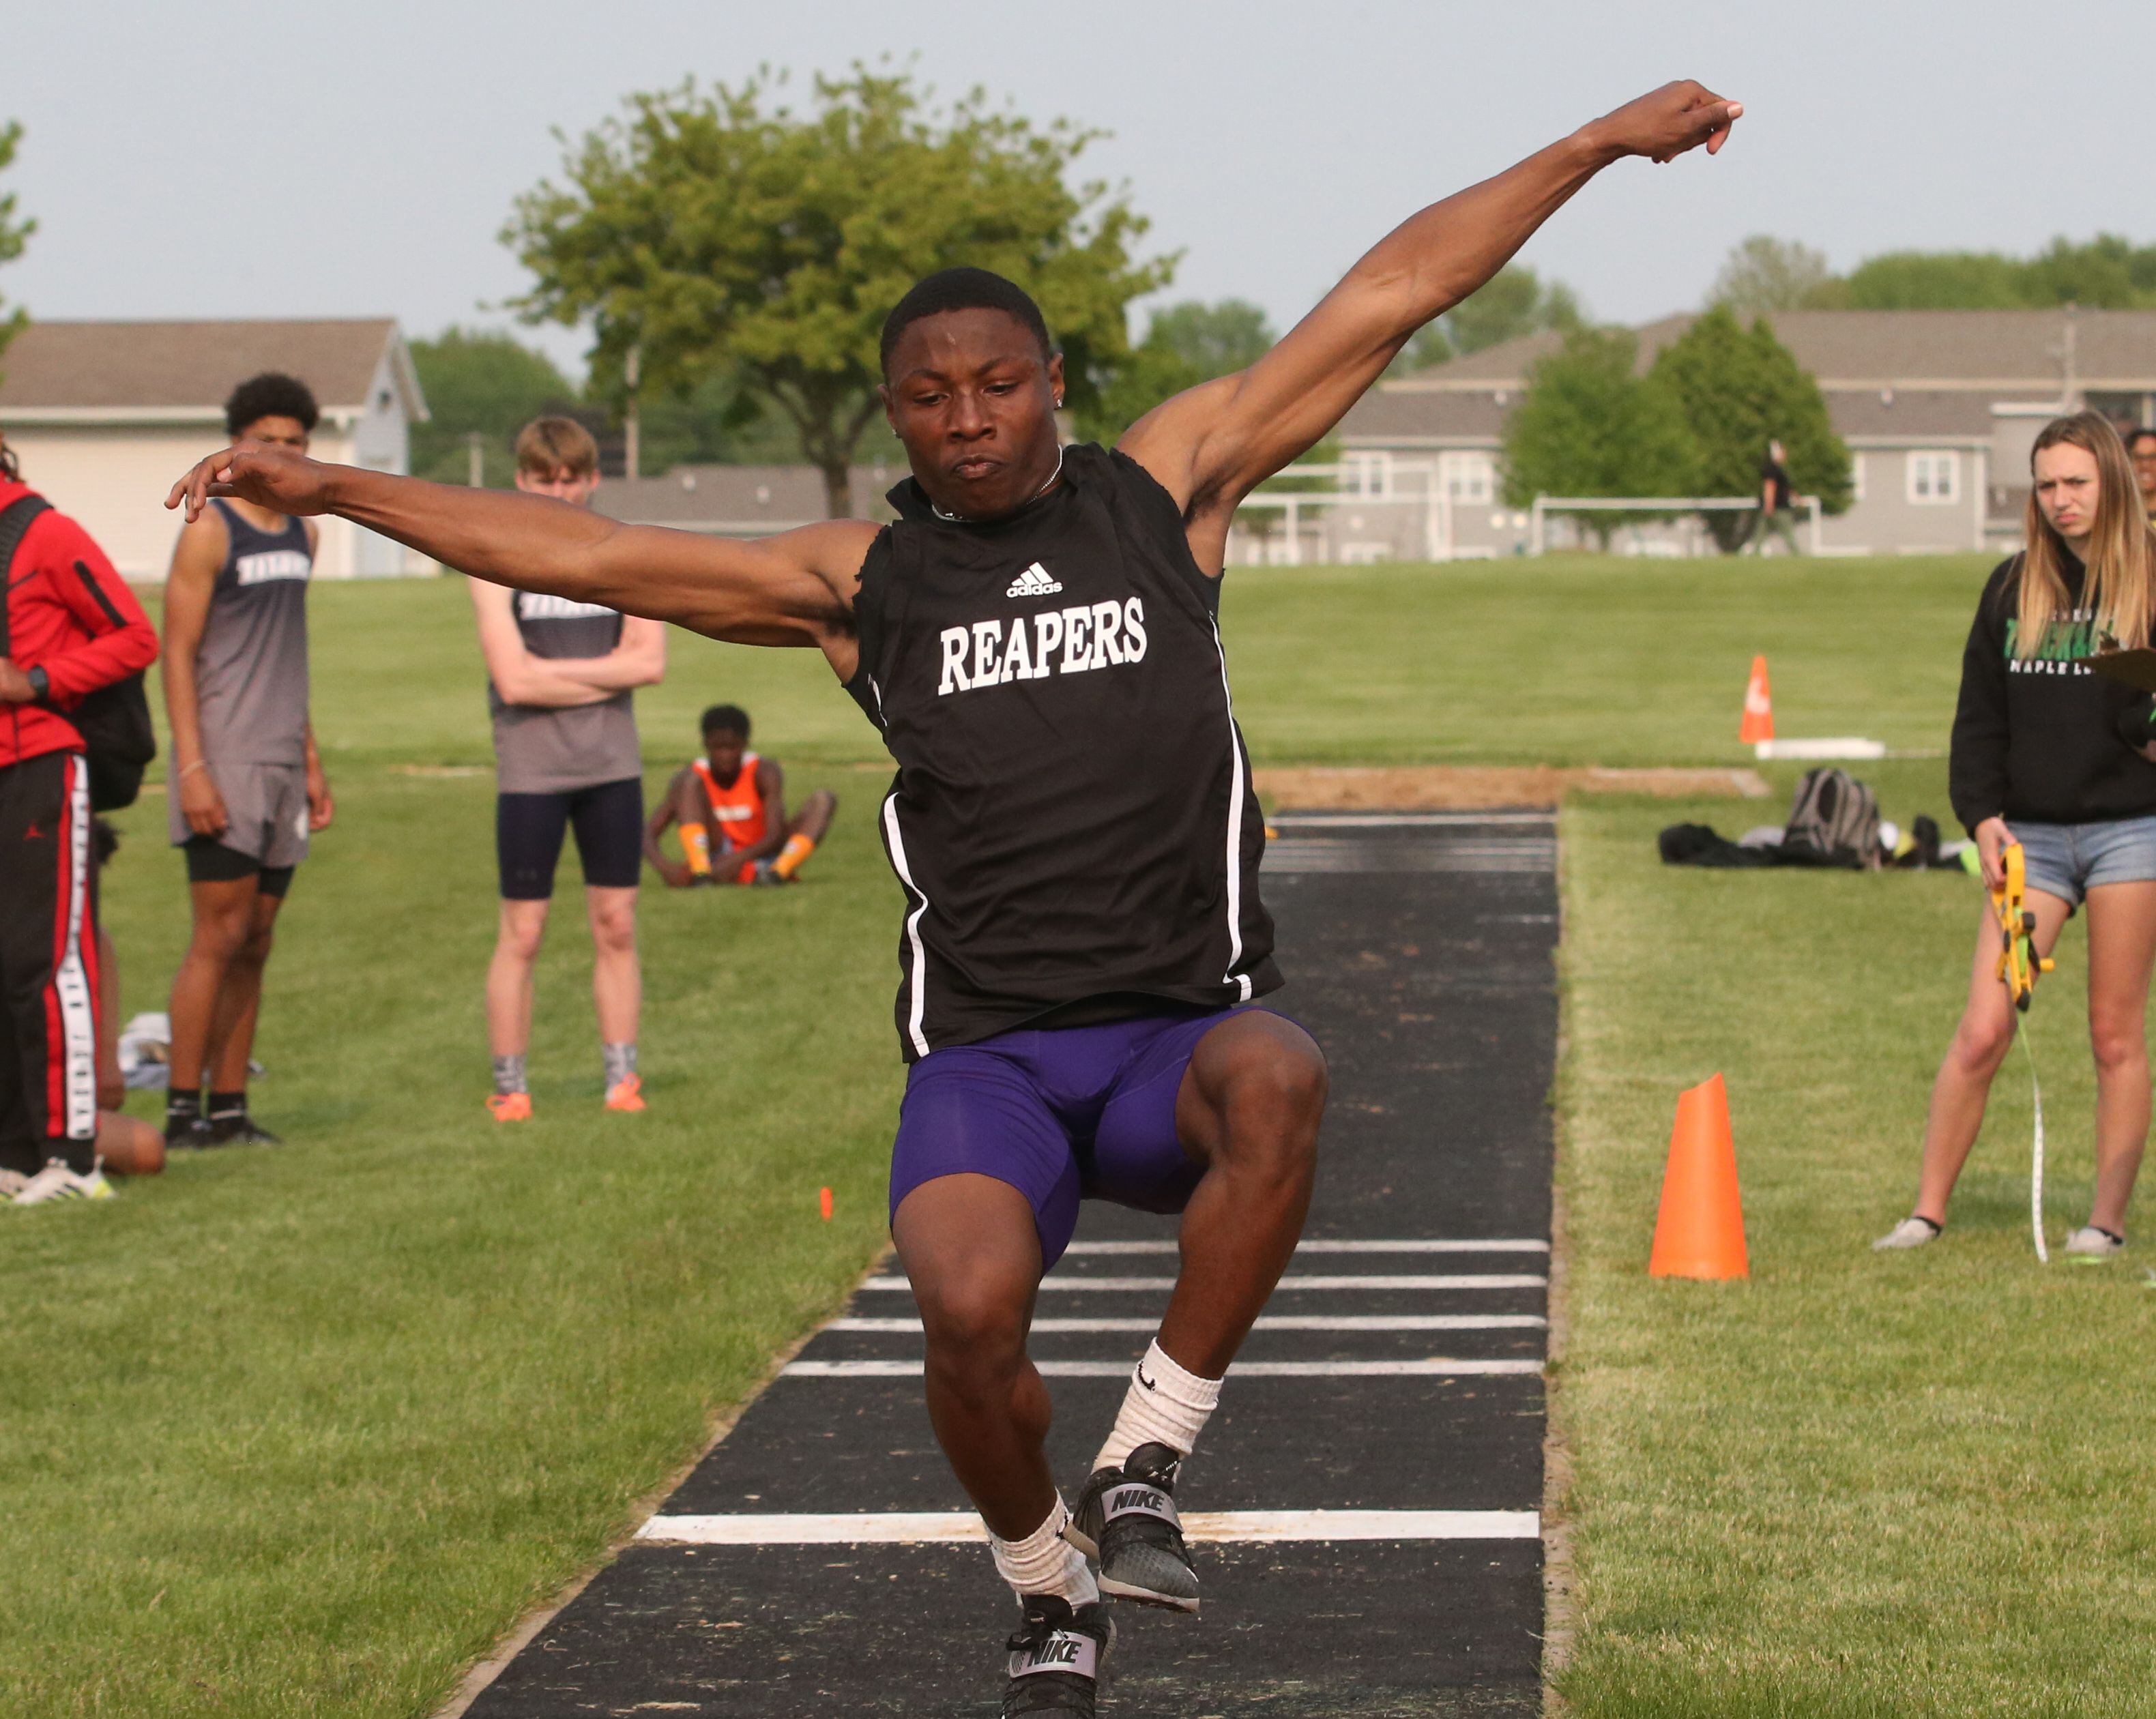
170, 80, 1739, 1714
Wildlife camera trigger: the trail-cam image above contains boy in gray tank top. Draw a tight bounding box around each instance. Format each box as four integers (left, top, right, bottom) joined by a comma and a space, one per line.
160, 373, 334, 1150
474, 418, 665, 1121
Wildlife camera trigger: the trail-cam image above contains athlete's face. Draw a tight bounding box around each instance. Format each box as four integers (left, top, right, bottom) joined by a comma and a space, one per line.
235, 414, 310, 455
516, 465, 599, 508
2131, 436, 2156, 503
703, 728, 747, 780
2033, 441, 2100, 544
880, 308, 1065, 521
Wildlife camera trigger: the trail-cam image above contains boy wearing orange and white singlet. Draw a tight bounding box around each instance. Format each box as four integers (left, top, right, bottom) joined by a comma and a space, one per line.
643, 704, 836, 889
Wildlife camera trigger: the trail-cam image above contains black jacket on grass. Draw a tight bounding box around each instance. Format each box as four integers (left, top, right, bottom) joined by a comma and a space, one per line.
1949, 554, 2156, 834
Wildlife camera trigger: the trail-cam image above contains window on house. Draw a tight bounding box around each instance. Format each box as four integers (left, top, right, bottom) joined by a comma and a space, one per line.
1438, 450, 1494, 505
1907, 451, 1960, 505
1341, 451, 1390, 497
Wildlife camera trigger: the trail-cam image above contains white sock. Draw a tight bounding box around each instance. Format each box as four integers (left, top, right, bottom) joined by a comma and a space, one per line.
1093, 1340, 1223, 1473
989, 1495, 1098, 1606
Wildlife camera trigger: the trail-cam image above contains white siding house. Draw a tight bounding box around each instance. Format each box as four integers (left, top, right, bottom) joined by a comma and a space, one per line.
0, 319, 429, 579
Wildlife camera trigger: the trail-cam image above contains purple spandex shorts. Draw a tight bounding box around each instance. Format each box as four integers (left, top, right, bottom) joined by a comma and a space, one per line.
889, 1005, 1283, 1268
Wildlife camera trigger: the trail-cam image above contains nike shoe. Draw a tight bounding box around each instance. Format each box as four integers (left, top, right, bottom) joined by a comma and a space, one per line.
1068, 1443, 1199, 1612
0, 1169, 29, 1200
604, 1074, 646, 1114
1001, 1593, 1112, 1717
1872, 1216, 1942, 1251
2063, 1225, 2125, 1259
486, 1091, 534, 1123
205, 1113, 283, 1147
11, 1161, 116, 1205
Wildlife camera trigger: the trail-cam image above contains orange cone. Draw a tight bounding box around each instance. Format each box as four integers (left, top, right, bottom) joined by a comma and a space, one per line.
819, 1186, 834, 1222
1648, 1074, 1749, 1280
1739, 656, 1774, 746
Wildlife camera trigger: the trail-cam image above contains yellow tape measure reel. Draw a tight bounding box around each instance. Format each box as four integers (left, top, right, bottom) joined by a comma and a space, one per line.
1994, 841, 2055, 1012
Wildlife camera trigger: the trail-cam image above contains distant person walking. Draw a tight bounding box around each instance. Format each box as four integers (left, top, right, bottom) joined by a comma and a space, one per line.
1741, 438, 1801, 555
478, 418, 665, 1121
1878, 411, 2156, 1257
162, 373, 333, 1149
2127, 426, 2156, 528
0, 431, 160, 1205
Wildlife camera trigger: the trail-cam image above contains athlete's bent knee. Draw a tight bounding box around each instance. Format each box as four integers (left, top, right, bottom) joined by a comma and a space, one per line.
2090, 1018, 2147, 1076
916, 1271, 1031, 1385
1951, 1012, 2013, 1075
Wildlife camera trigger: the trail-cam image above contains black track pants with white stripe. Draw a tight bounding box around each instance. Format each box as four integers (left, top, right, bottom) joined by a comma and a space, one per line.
0, 751, 99, 1175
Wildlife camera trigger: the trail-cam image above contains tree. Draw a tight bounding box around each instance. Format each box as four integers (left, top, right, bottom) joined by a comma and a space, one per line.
1500, 327, 1700, 549
0, 121, 36, 372
1083, 297, 1277, 439
1648, 306, 1852, 550
1708, 235, 1836, 316
407, 328, 580, 486
1385, 263, 1581, 376
506, 68, 1171, 516
1834, 235, 2156, 310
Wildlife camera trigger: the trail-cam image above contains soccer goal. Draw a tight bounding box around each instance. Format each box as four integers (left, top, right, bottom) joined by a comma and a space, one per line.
1527, 495, 1823, 558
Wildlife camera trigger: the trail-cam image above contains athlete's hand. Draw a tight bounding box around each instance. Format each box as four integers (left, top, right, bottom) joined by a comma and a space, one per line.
164, 442, 338, 525
307, 768, 335, 832
1975, 816, 2013, 892
654, 857, 695, 890
179, 764, 229, 838
1587, 80, 1743, 164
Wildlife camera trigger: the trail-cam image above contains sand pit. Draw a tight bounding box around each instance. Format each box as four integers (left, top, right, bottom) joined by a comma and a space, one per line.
1252, 765, 1771, 810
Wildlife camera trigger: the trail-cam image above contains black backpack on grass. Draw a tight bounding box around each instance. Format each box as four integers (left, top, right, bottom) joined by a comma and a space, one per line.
0, 493, 158, 810
1782, 767, 1880, 869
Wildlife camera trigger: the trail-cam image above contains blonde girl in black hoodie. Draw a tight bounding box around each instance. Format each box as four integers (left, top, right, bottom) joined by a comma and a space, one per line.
1879, 412, 2156, 1257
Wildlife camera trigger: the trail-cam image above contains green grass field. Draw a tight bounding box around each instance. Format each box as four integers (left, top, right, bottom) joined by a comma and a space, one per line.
10, 550, 2154, 1716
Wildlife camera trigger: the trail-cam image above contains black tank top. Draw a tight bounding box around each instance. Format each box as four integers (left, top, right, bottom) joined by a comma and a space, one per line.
847, 443, 1279, 1060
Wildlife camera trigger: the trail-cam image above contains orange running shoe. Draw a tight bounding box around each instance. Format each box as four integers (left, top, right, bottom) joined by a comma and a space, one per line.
486, 1091, 533, 1123
604, 1074, 646, 1114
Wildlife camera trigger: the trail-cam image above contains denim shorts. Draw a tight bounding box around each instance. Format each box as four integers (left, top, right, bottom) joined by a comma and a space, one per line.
2013, 814, 2156, 907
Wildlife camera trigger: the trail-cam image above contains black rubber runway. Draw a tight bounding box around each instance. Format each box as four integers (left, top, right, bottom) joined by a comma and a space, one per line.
464, 813, 1558, 1718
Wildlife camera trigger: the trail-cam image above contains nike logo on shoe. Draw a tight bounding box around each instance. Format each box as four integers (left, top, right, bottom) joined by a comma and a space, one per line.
1136, 1365, 1156, 1391
1005, 561, 1063, 598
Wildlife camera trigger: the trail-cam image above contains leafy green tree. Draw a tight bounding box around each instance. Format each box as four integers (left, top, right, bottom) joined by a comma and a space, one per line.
506, 68, 1171, 516
1708, 235, 1836, 315
1084, 297, 1277, 439
1385, 263, 1581, 375
407, 327, 579, 486
0, 121, 36, 371
1500, 327, 1699, 549
1649, 306, 1852, 550
1835, 236, 2156, 310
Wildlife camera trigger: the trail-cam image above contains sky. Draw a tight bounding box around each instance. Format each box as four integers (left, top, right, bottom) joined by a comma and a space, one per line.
7, 0, 2154, 380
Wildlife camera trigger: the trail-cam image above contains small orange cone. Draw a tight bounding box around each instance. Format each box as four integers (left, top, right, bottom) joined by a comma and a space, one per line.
1739, 656, 1774, 746
819, 1186, 834, 1222
1648, 1074, 1748, 1280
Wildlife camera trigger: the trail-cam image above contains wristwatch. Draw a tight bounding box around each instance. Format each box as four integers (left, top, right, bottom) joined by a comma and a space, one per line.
25, 665, 49, 701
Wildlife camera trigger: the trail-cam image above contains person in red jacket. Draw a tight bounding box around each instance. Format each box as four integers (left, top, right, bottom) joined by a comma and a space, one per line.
0, 433, 160, 1205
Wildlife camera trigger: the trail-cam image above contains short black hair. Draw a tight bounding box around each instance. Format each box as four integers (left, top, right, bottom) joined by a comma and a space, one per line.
700, 703, 751, 739
2127, 425, 2156, 453
879, 268, 1053, 377
224, 372, 319, 439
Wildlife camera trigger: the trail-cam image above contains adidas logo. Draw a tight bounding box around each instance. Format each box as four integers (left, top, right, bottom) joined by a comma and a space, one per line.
1006, 561, 1062, 598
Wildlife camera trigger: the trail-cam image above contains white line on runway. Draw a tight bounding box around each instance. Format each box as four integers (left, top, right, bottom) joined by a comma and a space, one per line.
861, 1274, 1548, 1293
830, 1314, 1546, 1333
1061, 1239, 1549, 1256
639, 1508, 1540, 1544
1268, 813, 1555, 829
784, 1358, 1543, 1379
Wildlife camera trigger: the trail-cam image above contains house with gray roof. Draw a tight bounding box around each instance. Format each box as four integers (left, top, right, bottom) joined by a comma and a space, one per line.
1318, 307, 2156, 560
0, 318, 427, 578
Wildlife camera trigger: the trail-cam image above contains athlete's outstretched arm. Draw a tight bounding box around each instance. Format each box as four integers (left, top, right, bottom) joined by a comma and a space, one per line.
1120, 80, 1740, 563
166, 447, 875, 671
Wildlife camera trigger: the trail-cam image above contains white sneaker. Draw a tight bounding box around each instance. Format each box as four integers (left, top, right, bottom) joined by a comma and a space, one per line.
2062, 1226, 2125, 1259
0, 1168, 28, 1200
1872, 1216, 1942, 1251
10, 1160, 115, 1206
